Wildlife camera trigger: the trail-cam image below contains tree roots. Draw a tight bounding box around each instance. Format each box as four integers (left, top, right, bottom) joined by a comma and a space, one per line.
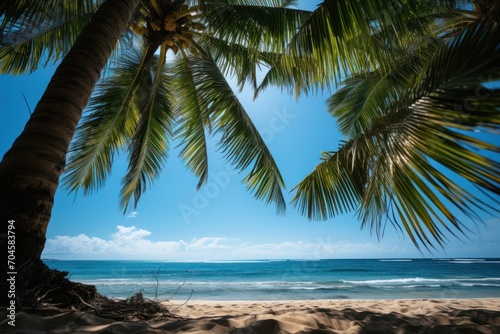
8, 260, 174, 322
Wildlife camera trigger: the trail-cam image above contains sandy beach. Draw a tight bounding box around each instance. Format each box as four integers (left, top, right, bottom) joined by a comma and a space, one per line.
2, 298, 500, 333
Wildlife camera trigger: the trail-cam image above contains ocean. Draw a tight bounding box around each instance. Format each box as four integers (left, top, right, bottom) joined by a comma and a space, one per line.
44, 258, 500, 301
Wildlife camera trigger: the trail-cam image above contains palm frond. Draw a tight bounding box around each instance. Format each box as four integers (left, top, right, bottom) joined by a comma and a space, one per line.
293, 4, 500, 249
327, 35, 441, 138
120, 43, 174, 212
0, 0, 101, 74
173, 56, 210, 189
199, 34, 282, 92
200, 0, 310, 53
327, 72, 404, 138
294, 105, 499, 250
291, 143, 367, 219
184, 48, 287, 213
63, 46, 160, 196
255, 50, 322, 98
259, 0, 463, 96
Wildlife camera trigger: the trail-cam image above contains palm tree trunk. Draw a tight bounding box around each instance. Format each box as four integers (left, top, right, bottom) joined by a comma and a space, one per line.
0, 0, 141, 297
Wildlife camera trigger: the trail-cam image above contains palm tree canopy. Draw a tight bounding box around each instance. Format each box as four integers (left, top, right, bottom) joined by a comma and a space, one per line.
5, 0, 311, 213
257, 0, 459, 96
0, 0, 109, 74
291, 2, 500, 250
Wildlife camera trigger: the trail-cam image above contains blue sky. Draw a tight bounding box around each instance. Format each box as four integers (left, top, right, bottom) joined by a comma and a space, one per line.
1, 1, 499, 261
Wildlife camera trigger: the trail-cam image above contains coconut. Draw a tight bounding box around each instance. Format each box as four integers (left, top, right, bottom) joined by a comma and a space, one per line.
165, 22, 177, 31
166, 36, 175, 47
151, 20, 162, 31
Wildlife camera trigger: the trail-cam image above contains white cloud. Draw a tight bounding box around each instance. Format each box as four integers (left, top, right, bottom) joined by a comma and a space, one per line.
45, 226, 176, 259
112, 225, 151, 241
189, 237, 230, 249
126, 211, 139, 218
43, 226, 419, 260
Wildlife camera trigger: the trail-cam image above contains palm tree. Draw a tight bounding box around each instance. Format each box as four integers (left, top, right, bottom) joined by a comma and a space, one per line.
0, 0, 308, 306
283, 1, 500, 250
0, 0, 141, 306
0, 0, 141, 258
61, 1, 312, 214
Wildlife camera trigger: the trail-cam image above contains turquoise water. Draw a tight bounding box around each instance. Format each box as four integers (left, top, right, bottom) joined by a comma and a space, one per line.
44, 258, 500, 300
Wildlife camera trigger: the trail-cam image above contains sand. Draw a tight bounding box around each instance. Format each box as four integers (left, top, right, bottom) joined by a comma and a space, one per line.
2, 298, 500, 333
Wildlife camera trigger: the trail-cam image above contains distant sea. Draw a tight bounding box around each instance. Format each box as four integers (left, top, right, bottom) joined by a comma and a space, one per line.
44, 258, 500, 301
